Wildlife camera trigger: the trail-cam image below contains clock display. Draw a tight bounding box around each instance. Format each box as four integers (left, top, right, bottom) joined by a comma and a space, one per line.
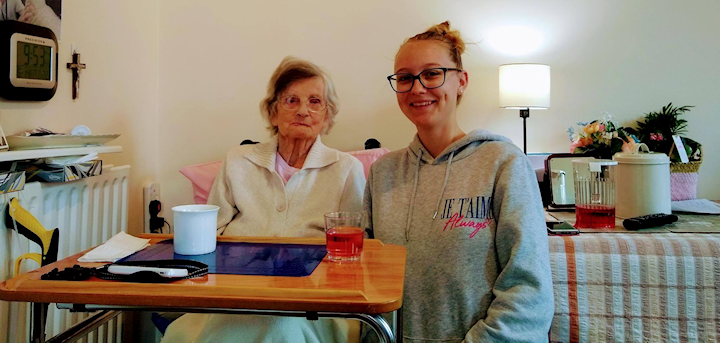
16, 41, 52, 81
2, 20, 58, 100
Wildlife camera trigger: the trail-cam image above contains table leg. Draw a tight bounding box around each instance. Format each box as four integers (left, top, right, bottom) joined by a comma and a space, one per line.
30, 302, 48, 343
353, 313, 394, 343
392, 307, 403, 343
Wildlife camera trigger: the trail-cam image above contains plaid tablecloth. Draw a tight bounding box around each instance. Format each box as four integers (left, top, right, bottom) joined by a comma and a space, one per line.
549, 234, 720, 342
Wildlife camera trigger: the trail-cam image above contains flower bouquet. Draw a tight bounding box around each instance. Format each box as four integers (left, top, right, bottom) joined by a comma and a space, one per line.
567, 113, 634, 159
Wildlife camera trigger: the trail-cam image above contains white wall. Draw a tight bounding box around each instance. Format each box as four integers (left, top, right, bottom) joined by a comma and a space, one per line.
4, 1, 717, 231
0, 1, 159, 235
158, 0, 720, 222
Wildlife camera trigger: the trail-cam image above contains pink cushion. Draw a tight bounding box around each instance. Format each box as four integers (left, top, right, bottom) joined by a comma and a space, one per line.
348, 148, 390, 178
179, 160, 223, 204
179, 148, 390, 205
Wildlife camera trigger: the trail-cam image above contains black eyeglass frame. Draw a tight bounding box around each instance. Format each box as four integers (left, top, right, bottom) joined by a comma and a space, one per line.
387, 67, 463, 93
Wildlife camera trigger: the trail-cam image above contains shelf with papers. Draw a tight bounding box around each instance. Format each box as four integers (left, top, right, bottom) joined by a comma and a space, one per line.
0, 146, 122, 163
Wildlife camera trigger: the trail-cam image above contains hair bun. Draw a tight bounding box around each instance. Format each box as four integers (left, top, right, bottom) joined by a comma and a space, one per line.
405, 21, 465, 69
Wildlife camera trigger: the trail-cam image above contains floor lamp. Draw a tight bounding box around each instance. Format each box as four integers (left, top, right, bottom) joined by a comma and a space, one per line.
499, 64, 551, 154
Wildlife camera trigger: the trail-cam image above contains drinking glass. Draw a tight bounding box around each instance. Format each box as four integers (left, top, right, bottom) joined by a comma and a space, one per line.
324, 212, 364, 262
573, 159, 617, 228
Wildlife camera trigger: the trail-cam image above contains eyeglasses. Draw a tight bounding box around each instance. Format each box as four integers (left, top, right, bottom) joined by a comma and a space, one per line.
387, 67, 463, 93
279, 95, 327, 112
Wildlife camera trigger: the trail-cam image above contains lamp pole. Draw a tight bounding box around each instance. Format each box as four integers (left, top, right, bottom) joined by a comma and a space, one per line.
520, 108, 529, 154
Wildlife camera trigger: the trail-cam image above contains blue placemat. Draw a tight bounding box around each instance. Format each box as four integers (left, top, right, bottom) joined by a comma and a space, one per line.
120, 240, 327, 277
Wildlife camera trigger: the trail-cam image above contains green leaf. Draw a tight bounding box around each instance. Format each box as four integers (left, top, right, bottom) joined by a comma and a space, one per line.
610, 138, 624, 154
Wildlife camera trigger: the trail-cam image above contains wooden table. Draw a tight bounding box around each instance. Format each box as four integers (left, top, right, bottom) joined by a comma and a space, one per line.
0, 235, 407, 343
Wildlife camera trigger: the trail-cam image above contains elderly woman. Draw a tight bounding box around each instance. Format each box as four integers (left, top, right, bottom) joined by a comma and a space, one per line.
210, 56, 365, 237
161, 57, 364, 342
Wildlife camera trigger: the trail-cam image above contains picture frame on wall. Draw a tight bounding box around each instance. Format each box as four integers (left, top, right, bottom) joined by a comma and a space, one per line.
0, 0, 62, 41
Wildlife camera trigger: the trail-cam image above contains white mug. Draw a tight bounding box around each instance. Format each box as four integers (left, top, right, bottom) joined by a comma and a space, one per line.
172, 205, 219, 255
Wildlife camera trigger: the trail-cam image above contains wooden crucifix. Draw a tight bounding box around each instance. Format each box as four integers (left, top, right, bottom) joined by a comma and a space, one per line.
66, 52, 87, 99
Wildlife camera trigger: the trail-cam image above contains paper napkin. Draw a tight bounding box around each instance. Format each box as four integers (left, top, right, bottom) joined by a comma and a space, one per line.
78, 232, 150, 262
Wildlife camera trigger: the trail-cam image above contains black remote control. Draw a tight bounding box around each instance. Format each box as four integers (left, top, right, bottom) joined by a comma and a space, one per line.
623, 213, 678, 230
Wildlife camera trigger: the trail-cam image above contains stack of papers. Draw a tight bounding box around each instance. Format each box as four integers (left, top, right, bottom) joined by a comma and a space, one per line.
671, 199, 720, 215
78, 232, 150, 262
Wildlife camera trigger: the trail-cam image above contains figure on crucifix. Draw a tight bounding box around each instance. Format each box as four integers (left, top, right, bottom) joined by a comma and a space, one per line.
66, 50, 86, 99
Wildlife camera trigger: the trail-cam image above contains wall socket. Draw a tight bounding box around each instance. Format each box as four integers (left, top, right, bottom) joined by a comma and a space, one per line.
143, 182, 160, 233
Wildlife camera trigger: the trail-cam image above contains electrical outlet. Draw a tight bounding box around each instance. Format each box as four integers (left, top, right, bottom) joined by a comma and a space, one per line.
143, 182, 160, 233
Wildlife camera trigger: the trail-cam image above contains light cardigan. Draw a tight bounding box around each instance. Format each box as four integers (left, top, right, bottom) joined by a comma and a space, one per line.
208, 137, 366, 237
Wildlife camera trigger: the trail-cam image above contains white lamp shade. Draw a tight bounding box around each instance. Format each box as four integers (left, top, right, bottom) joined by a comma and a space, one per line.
499, 64, 551, 109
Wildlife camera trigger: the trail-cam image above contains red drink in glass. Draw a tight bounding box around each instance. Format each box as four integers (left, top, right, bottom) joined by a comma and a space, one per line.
575, 204, 615, 228
326, 226, 364, 262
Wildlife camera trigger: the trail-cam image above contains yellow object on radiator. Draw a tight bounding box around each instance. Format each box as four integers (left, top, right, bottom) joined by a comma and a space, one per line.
6, 197, 59, 276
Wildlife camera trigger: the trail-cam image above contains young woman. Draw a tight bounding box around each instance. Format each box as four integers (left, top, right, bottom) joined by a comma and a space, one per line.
364, 22, 554, 342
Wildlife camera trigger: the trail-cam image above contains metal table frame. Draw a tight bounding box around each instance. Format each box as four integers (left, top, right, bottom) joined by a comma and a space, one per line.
32, 303, 402, 343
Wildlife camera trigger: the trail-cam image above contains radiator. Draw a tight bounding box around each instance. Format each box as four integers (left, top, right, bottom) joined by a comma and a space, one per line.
0, 165, 130, 343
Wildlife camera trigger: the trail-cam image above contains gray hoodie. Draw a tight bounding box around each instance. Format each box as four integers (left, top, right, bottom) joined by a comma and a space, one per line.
364, 129, 554, 343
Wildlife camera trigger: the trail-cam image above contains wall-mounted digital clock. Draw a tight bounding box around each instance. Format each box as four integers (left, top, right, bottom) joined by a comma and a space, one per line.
1, 20, 58, 101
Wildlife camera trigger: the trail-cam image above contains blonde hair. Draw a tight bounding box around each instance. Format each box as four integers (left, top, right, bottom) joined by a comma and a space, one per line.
260, 57, 339, 135
400, 21, 467, 103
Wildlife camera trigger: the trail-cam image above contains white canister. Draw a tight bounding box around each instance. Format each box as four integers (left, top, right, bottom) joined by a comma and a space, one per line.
613, 145, 671, 219
172, 204, 219, 255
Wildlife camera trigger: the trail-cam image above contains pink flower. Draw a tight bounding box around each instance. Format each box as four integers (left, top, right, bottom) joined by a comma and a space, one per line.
650, 133, 665, 141
598, 123, 606, 132
570, 137, 593, 152
570, 140, 580, 152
